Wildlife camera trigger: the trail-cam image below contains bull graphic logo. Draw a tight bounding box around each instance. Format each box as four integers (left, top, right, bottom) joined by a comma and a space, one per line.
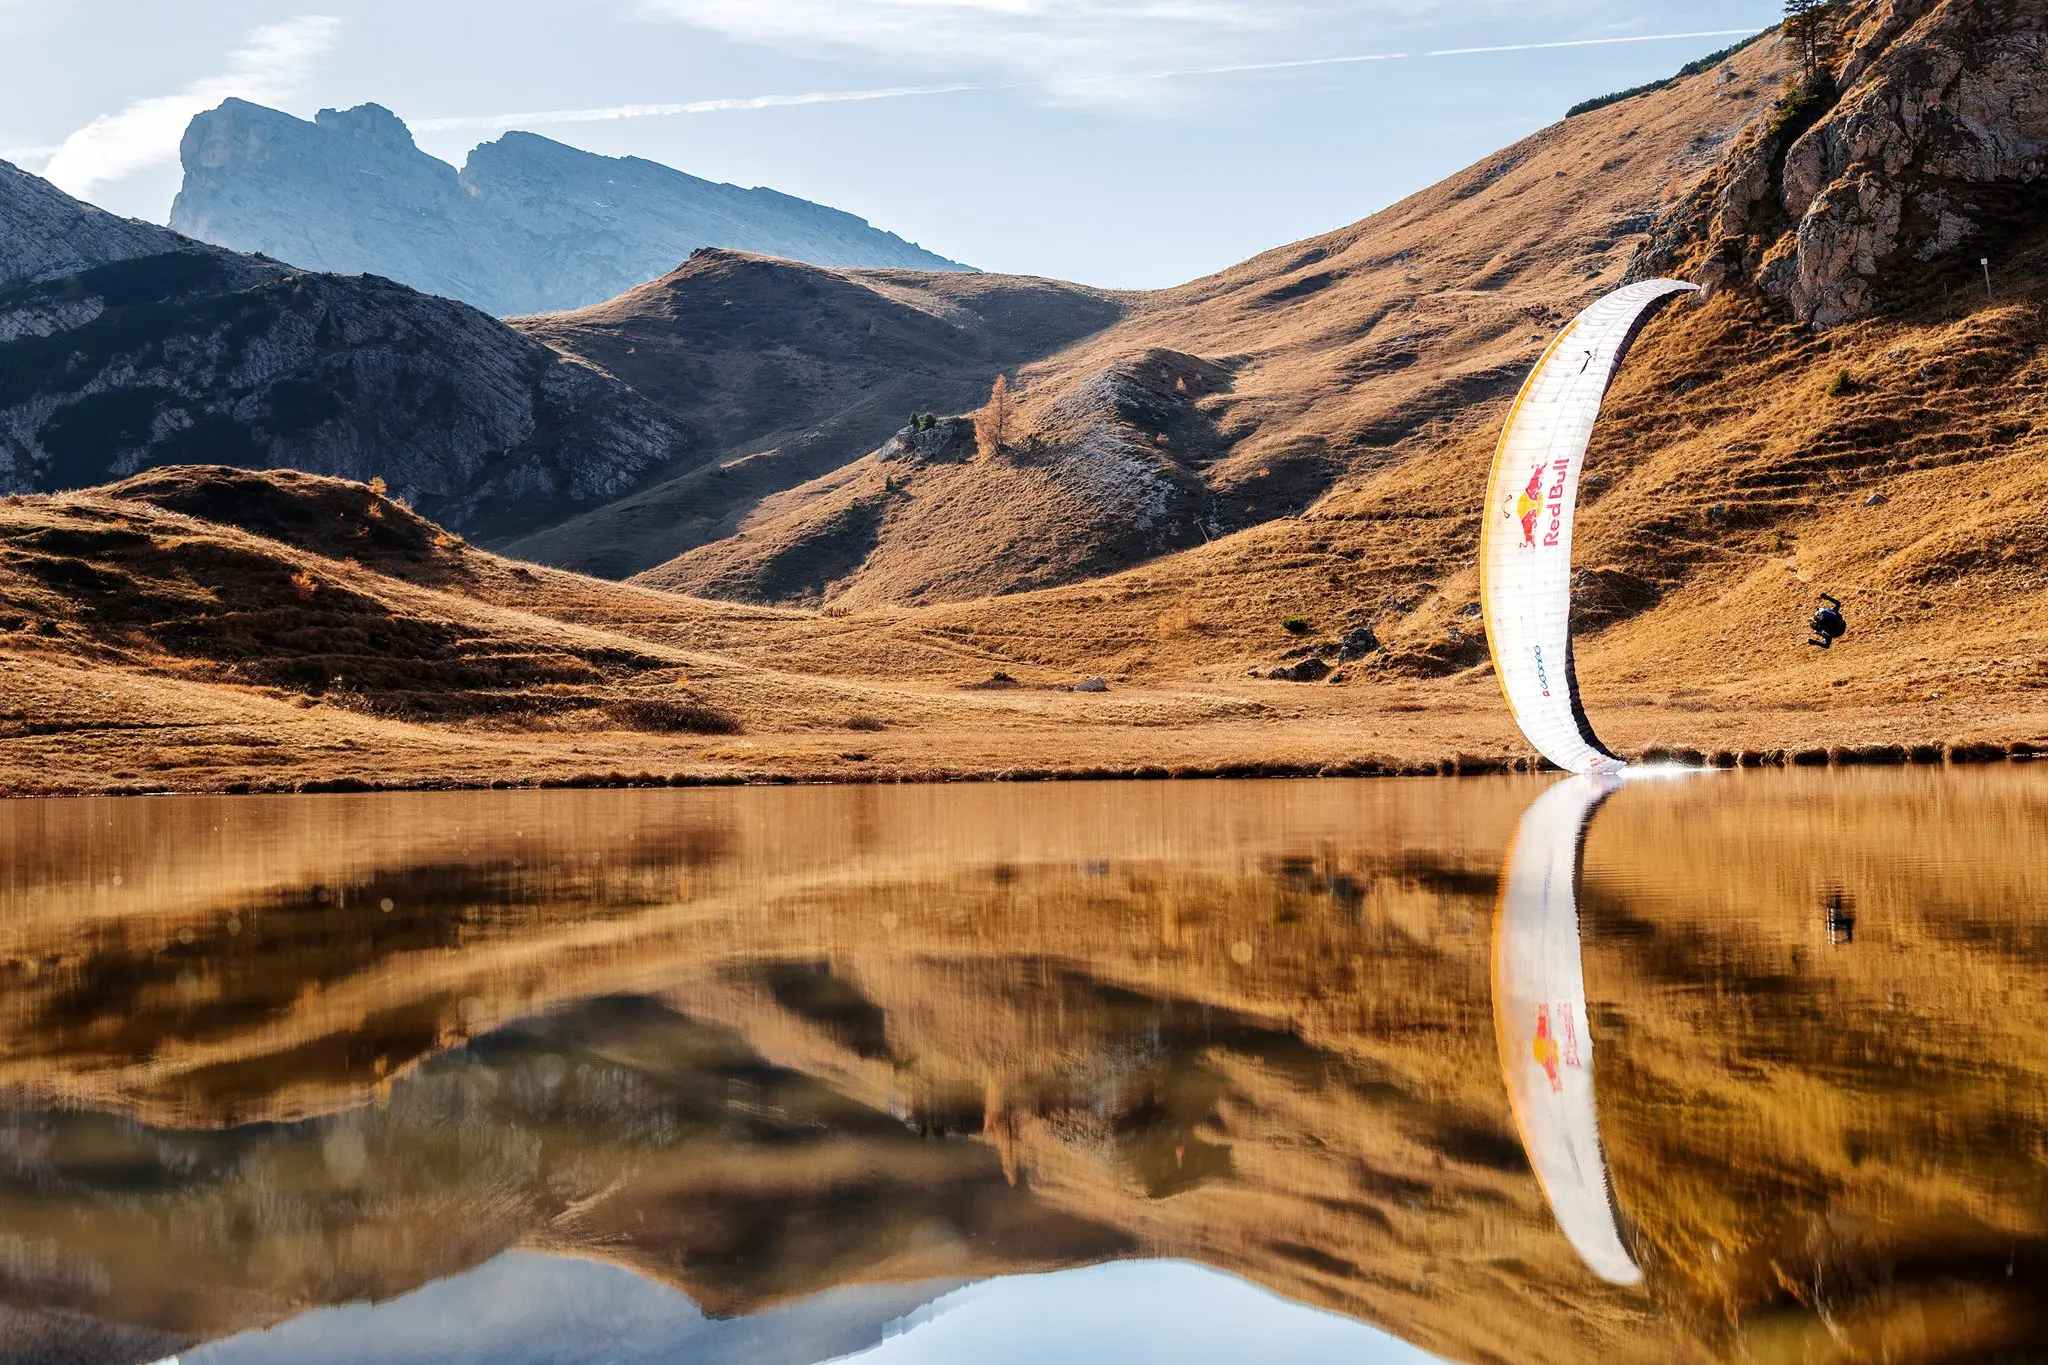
1533, 1004, 1563, 1093
1515, 465, 1545, 546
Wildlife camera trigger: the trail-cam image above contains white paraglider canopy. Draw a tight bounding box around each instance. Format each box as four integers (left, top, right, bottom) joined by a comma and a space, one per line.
1492, 774, 1640, 1285
1479, 279, 1698, 775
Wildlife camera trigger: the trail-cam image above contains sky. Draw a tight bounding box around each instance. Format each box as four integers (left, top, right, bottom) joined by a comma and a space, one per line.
0, 1, 1777, 288
178, 1251, 1454, 1364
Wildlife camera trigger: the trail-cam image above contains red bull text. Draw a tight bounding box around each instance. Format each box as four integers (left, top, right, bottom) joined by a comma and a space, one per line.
1513, 458, 1571, 548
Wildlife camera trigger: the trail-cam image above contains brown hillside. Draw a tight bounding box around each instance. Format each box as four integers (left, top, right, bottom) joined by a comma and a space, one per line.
0, 460, 2039, 800
501, 250, 1125, 578
640, 348, 1234, 607
638, 32, 1792, 607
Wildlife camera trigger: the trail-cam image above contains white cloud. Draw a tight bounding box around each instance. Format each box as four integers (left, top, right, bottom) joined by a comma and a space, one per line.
410, 26, 1760, 135
413, 82, 987, 134
1426, 28, 1758, 57
638, 0, 1300, 107
636, 0, 1765, 110
41, 16, 339, 198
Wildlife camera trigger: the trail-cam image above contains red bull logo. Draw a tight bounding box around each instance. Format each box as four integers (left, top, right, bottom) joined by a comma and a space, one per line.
1510, 458, 1572, 548
1533, 1004, 1562, 1092
1516, 466, 1545, 545
1532, 1002, 1582, 1094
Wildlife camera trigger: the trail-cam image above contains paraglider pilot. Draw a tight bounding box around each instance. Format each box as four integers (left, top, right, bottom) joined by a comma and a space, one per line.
1807, 594, 1847, 650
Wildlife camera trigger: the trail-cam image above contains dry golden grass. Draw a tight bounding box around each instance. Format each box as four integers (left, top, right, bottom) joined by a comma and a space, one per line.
0, 457, 2040, 796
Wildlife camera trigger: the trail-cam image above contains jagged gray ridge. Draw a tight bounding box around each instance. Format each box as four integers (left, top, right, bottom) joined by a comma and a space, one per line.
170, 100, 970, 317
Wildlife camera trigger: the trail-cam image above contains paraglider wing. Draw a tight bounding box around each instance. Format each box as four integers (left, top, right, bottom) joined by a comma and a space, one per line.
1479, 279, 1698, 775
1491, 774, 1640, 1285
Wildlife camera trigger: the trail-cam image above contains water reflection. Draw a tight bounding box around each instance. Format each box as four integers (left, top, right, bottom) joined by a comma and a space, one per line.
0, 772, 2043, 1364
1491, 774, 1638, 1286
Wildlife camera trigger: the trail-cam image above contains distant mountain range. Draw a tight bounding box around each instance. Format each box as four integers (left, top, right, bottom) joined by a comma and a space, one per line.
0, 159, 683, 534
0, 155, 1110, 551
169, 99, 970, 317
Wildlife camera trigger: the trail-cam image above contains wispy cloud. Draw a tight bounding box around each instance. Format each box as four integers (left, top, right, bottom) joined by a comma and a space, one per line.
1426, 28, 1758, 57
418, 28, 1762, 134
414, 83, 985, 135
0, 144, 59, 167
41, 16, 339, 197
638, 0, 1297, 108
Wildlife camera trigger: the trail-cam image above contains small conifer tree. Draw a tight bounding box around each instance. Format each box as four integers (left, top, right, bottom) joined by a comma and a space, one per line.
1782, 0, 1837, 80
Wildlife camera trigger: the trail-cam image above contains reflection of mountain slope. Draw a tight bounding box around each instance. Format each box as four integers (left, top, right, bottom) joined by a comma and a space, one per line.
4, 775, 2048, 1363
1578, 777, 2048, 1361
0, 782, 1629, 1365
0, 996, 1126, 1353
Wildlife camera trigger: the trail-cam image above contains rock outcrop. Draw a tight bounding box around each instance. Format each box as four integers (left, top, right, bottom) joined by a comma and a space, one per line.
877, 415, 977, 465
0, 166, 685, 538
633, 347, 1233, 608
498, 251, 1125, 579
1636, 0, 2048, 325
170, 100, 969, 317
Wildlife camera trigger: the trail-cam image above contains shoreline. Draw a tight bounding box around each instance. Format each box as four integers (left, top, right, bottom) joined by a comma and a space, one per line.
7, 737, 2039, 799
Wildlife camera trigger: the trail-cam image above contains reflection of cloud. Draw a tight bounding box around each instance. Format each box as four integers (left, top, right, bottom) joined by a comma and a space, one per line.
41, 16, 339, 198
417, 27, 1759, 134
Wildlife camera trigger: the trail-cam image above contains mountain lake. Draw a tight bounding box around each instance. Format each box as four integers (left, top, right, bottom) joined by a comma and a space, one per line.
1, 769, 2043, 1364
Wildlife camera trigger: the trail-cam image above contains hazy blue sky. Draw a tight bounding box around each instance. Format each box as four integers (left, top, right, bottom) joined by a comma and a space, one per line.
0, 1, 1775, 287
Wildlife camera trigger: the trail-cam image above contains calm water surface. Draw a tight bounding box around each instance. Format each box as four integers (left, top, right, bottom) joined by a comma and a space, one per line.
1, 770, 2045, 1365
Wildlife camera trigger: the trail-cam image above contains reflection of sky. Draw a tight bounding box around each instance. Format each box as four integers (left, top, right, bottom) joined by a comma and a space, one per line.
846, 1261, 1450, 1365
164, 1253, 1448, 1365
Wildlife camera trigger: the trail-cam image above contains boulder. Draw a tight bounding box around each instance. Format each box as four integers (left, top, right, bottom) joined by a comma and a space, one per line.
1337, 626, 1380, 660
1269, 658, 1331, 683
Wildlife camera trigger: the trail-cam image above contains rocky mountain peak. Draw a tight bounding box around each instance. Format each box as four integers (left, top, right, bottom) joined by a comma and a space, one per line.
1637, 0, 2047, 325
169, 100, 969, 317
312, 102, 419, 152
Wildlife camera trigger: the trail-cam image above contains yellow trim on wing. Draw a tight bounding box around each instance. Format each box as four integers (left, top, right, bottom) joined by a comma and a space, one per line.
1478, 316, 1580, 730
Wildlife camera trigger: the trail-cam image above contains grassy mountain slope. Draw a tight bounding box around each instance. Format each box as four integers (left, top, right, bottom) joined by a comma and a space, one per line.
637, 34, 1791, 607
1, 8, 2045, 791
0, 461, 2038, 800
626, 13, 2048, 765
500, 250, 1125, 578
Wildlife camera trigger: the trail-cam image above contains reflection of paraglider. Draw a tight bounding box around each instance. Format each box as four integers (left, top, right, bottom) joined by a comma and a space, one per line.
1479, 280, 1699, 776
1491, 775, 1639, 1285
